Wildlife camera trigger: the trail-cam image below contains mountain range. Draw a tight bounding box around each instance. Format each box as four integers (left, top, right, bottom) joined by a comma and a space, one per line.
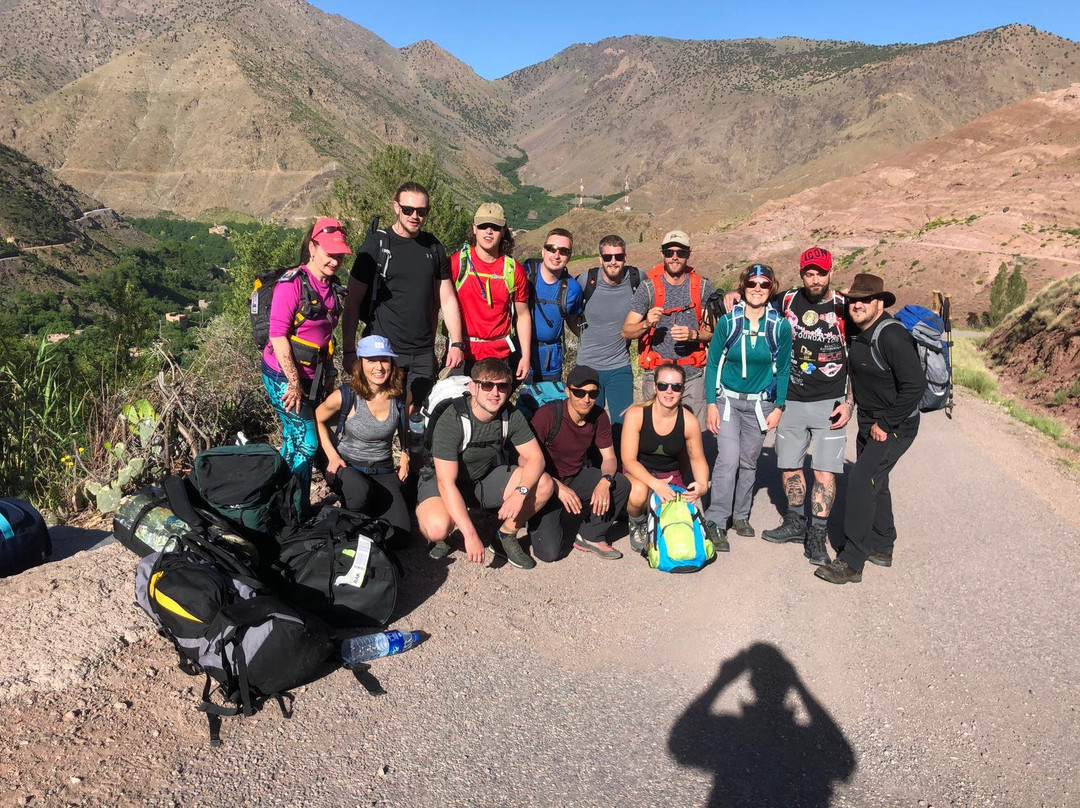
1, 0, 1079, 228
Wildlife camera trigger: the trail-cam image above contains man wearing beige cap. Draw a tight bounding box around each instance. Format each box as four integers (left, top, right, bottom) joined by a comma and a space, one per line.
450, 202, 532, 380
621, 230, 715, 429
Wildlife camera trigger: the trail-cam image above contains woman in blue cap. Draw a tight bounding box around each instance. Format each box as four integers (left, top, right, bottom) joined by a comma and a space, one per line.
315, 334, 411, 539
703, 264, 793, 551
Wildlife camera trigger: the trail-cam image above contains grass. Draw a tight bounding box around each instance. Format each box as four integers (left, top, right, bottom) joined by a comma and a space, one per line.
951, 337, 1075, 448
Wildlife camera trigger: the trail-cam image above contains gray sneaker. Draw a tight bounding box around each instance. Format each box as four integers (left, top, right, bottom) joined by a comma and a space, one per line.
494, 534, 536, 570
573, 535, 623, 560
762, 513, 806, 544
629, 519, 649, 553
804, 524, 831, 566
706, 520, 730, 553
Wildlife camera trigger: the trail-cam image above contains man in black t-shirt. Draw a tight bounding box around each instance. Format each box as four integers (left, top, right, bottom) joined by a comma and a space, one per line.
342, 182, 467, 407
757, 247, 854, 566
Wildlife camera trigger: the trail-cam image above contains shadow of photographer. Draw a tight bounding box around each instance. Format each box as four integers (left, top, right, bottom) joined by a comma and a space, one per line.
669, 642, 856, 807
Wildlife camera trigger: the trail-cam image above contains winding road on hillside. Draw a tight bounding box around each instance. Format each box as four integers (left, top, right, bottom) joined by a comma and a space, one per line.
1, 389, 1077, 807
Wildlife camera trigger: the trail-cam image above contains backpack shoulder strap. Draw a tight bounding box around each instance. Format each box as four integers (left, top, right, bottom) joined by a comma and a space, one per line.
764, 307, 781, 359
647, 265, 665, 309
375, 229, 391, 278
782, 289, 798, 315
452, 396, 473, 453
543, 400, 565, 445
453, 245, 471, 291
832, 291, 847, 343
556, 275, 569, 318
628, 266, 642, 293
869, 318, 903, 370
335, 383, 355, 442
582, 267, 600, 305
504, 256, 517, 296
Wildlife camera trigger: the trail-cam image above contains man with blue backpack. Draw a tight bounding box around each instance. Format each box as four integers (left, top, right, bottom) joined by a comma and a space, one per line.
815, 274, 926, 585
520, 228, 583, 407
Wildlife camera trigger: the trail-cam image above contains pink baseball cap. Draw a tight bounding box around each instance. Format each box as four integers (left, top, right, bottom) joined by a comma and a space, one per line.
310, 217, 352, 255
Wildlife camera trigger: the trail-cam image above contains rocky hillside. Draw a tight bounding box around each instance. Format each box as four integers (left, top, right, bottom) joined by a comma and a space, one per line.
502, 26, 1080, 228
0, 0, 516, 219
982, 273, 1080, 435
0, 142, 98, 247
2, 5, 1079, 226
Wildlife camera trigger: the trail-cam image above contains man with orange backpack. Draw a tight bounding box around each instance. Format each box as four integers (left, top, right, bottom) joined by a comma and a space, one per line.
449, 203, 532, 380
621, 230, 715, 430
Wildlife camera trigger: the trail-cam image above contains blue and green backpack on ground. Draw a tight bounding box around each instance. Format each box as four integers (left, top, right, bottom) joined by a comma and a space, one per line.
646, 487, 716, 573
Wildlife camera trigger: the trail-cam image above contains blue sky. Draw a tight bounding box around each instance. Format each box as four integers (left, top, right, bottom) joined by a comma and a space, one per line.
316, 0, 1079, 79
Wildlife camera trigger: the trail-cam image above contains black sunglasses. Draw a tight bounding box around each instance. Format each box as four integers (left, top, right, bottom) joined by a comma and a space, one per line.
601, 252, 626, 262
662, 248, 689, 259
655, 381, 684, 392
399, 205, 429, 217
474, 379, 511, 394
313, 225, 347, 238
544, 244, 571, 257
476, 222, 502, 232
568, 386, 600, 399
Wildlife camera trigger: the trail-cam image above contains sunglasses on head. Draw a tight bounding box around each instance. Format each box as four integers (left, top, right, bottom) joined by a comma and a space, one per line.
568, 386, 599, 399
601, 252, 626, 262
313, 225, 346, 238
662, 248, 690, 259
656, 381, 684, 392
399, 205, 429, 217
474, 379, 511, 394
745, 280, 772, 290
544, 244, 571, 257
476, 222, 502, 232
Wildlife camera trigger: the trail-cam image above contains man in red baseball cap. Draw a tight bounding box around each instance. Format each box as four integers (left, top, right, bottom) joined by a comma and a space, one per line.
753, 246, 853, 567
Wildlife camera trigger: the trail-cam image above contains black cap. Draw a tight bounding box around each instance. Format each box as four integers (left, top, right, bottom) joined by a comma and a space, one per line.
566, 365, 600, 388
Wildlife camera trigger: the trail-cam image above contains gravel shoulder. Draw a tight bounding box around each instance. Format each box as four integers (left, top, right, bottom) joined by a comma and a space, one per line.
2, 388, 1078, 808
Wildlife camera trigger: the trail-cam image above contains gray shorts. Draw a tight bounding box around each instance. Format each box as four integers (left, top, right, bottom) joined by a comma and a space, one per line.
775, 399, 847, 474
417, 464, 518, 509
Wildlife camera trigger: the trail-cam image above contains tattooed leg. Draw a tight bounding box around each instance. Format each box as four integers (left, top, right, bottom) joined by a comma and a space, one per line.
811, 471, 837, 518
782, 470, 806, 507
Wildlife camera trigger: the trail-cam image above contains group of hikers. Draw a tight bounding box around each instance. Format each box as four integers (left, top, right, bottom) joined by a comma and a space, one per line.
260, 181, 928, 586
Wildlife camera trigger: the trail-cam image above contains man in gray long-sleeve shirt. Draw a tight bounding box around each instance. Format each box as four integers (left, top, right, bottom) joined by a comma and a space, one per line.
815, 274, 927, 585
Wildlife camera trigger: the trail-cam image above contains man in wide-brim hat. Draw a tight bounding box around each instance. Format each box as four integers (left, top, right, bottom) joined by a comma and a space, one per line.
814, 274, 926, 585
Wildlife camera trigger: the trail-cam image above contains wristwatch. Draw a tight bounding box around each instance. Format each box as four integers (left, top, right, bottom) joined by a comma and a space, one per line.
602, 474, 616, 486
516, 485, 529, 496
450, 341, 466, 350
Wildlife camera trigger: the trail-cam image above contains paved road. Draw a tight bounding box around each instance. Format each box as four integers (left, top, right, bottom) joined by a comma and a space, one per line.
2, 388, 1077, 807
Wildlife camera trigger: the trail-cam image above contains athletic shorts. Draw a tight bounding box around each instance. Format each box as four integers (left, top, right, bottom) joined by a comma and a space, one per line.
774, 398, 847, 474
416, 464, 518, 508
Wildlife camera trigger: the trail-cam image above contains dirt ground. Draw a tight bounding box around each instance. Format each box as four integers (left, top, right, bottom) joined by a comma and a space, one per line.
2, 388, 1078, 807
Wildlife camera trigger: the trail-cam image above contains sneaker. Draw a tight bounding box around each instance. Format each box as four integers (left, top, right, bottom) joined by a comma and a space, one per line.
494, 534, 536, 570
761, 513, 806, 544
732, 519, 755, 538
804, 524, 831, 566
813, 559, 862, 585
629, 519, 648, 553
427, 540, 452, 560
706, 520, 730, 553
868, 551, 893, 567
573, 535, 623, 560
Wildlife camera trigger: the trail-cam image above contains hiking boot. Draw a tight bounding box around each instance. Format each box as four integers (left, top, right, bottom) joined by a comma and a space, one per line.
706, 521, 730, 553
573, 535, 623, 560
494, 534, 536, 570
629, 519, 649, 554
868, 551, 893, 567
803, 524, 831, 567
761, 513, 806, 544
427, 540, 452, 560
813, 559, 862, 585
732, 519, 755, 538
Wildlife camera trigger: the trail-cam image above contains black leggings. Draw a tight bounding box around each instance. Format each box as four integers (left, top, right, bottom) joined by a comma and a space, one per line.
333, 467, 411, 543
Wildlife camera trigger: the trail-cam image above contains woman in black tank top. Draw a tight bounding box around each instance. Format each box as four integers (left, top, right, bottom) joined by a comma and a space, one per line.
620, 364, 711, 553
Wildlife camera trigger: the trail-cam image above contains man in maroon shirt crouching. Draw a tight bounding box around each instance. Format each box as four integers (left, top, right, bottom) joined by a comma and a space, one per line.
528, 366, 631, 561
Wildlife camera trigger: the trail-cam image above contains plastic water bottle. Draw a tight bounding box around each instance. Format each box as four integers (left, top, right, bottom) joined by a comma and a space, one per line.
407, 413, 425, 452
342, 630, 420, 665
113, 490, 188, 553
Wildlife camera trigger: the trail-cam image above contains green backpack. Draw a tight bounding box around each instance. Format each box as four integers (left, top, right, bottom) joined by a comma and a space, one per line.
646, 489, 716, 573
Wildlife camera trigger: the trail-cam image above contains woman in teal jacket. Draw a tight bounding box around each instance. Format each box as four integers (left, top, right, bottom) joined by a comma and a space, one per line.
703, 264, 793, 550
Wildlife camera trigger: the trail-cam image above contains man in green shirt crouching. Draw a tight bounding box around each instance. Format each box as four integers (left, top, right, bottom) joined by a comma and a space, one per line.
416, 358, 555, 569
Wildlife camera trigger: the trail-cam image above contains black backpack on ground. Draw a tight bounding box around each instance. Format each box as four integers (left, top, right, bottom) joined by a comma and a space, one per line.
272, 506, 401, 631
0, 498, 51, 577
186, 444, 304, 557
134, 525, 332, 746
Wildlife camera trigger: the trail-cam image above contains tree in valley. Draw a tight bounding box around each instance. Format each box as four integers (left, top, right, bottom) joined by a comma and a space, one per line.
988, 261, 1028, 326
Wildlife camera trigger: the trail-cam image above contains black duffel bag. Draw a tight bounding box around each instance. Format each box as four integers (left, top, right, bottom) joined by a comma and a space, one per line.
1, 498, 52, 577
273, 506, 400, 630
